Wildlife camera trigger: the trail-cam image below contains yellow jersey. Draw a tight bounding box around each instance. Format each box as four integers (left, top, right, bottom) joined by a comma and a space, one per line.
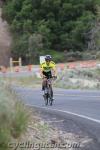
40, 61, 56, 72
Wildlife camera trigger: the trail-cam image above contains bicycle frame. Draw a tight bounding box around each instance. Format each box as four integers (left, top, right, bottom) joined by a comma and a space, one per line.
43, 78, 53, 106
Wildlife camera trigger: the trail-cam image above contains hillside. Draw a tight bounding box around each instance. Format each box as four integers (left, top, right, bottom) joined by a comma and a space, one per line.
1, 0, 100, 64
0, 7, 12, 66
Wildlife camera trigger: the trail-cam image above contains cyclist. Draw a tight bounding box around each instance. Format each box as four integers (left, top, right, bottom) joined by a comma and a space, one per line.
40, 55, 57, 94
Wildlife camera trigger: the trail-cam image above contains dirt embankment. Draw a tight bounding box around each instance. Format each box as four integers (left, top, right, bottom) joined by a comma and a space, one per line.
0, 6, 12, 67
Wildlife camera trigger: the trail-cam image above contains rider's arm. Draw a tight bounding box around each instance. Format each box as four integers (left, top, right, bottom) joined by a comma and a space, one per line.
52, 63, 57, 77
53, 67, 57, 77
40, 69, 43, 78
40, 64, 46, 78
40, 64, 44, 78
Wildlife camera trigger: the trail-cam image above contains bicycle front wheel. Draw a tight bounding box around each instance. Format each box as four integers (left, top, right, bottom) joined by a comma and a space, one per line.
43, 91, 49, 106
48, 86, 53, 106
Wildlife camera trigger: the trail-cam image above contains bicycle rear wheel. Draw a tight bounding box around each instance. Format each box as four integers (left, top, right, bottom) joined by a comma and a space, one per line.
45, 93, 49, 106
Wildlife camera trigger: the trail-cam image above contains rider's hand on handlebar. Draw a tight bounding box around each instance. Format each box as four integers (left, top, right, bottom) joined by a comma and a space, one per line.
42, 75, 47, 79
52, 75, 57, 79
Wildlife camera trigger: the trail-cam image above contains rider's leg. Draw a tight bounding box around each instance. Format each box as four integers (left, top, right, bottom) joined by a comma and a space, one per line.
42, 78, 47, 90
49, 83, 54, 100
42, 71, 47, 90
42, 78, 47, 99
42, 80, 44, 90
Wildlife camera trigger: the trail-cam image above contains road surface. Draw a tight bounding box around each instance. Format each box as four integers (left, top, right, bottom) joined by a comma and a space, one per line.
14, 86, 100, 150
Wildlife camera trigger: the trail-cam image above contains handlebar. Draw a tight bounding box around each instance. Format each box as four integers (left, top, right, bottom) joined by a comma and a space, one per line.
42, 76, 57, 80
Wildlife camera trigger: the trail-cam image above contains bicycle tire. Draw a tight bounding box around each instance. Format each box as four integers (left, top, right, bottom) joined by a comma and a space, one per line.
43, 78, 54, 106
49, 98, 53, 106
45, 94, 48, 106
43, 93, 48, 106
48, 86, 53, 106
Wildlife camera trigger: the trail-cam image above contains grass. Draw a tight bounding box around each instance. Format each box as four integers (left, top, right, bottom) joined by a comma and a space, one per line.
3, 67, 100, 90
0, 75, 41, 89
2, 65, 100, 91
0, 80, 28, 149
55, 67, 100, 89
10, 101, 28, 139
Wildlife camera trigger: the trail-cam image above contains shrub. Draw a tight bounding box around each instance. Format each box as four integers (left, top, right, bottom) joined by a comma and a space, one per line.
0, 81, 28, 149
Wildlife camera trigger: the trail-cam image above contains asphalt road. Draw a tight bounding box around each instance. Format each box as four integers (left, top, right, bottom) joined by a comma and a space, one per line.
14, 86, 100, 150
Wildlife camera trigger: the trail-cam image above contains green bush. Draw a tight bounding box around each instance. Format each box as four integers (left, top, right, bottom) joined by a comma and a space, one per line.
39, 49, 64, 63
64, 51, 83, 62
95, 51, 100, 59
82, 51, 96, 60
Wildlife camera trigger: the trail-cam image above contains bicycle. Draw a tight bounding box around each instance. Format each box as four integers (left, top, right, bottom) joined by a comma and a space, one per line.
43, 76, 56, 106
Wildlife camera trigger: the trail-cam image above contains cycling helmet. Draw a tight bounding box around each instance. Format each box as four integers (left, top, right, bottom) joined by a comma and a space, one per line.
45, 55, 52, 61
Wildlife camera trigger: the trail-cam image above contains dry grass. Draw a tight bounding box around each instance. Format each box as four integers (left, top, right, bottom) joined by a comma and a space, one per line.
3, 67, 100, 90
3, 76, 41, 88
55, 68, 100, 89
0, 80, 28, 149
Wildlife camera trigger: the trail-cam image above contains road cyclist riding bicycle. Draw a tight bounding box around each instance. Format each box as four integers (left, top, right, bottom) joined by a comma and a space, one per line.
40, 55, 57, 105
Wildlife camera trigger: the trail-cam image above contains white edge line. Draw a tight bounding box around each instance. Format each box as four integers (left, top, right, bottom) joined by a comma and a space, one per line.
46, 120, 64, 123
26, 104, 100, 124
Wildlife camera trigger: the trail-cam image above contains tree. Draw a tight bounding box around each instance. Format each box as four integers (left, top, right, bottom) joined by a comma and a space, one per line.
88, 6, 100, 51
2, 0, 99, 63
28, 33, 43, 63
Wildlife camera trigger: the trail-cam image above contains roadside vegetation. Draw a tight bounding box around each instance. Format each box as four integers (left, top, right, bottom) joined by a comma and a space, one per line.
3, 75, 41, 88
0, 80, 28, 150
55, 67, 100, 89
3, 66, 100, 90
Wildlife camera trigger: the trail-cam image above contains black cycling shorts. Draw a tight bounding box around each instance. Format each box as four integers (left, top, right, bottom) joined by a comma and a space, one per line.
42, 71, 52, 79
